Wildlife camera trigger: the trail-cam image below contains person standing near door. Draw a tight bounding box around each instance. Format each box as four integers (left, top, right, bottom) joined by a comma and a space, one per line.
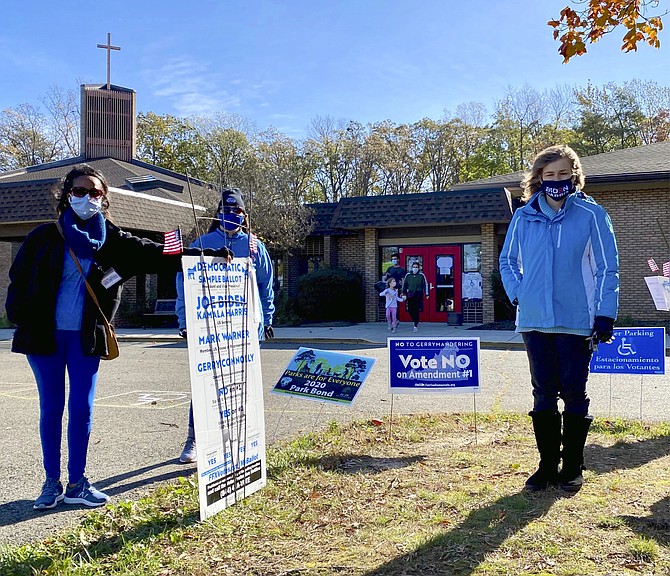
402, 262, 429, 332
499, 144, 619, 493
384, 253, 406, 285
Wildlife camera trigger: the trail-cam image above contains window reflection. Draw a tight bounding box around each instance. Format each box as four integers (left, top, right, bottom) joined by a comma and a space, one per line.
435, 254, 454, 313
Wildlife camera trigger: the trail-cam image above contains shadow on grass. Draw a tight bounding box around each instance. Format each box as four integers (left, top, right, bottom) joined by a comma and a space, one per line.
0, 459, 194, 527
586, 434, 670, 475
268, 453, 425, 480
2, 506, 201, 576
332, 454, 425, 474
363, 432, 670, 576
364, 490, 561, 576
621, 495, 670, 547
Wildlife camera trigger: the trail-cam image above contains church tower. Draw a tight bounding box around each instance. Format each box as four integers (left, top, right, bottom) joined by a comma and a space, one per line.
80, 33, 136, 161
80, 84, 136, 161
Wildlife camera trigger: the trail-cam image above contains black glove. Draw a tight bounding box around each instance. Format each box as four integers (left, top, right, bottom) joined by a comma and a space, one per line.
264, 325, 274, 340
591, 316, 614, 344
182, 247, 234, 259
178, 328, 187, 339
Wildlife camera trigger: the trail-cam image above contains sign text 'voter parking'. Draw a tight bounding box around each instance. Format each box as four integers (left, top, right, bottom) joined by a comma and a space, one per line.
590, 327, 665, 375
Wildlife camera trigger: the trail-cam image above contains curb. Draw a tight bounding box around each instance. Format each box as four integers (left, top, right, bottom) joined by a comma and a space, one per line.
113, 334, 528, 350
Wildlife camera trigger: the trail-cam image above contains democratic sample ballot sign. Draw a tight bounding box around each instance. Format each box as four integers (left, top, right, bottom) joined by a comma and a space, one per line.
182, 255, 266, 520
389, 337, 481, 393
271, 347, 375, 405
590, 327, 666, 375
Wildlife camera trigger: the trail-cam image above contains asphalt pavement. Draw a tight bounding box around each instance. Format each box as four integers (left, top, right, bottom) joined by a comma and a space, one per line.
0, 322, 668, 548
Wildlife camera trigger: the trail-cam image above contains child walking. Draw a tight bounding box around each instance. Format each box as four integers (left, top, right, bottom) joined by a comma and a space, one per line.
379, 278, 405, 333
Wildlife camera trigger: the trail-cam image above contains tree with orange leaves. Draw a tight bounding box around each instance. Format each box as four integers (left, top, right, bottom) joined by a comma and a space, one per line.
549, 0, 665, 62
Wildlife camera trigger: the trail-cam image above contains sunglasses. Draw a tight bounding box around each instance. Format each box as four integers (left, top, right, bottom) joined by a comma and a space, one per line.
222, 206, 244, 215
71, 186, 104, 199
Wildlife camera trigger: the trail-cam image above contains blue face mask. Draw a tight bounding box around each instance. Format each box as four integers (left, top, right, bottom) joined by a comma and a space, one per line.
541, 178, 575, 200
220, 212, 244, 232
69, 194, 102, 220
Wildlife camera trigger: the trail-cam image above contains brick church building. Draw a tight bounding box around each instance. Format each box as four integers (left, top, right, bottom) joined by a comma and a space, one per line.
288, 141, 670, 326
1, 78, 668, 329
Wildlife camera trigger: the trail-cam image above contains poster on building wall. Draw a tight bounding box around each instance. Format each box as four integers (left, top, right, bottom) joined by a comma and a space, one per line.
462, 272, 482, 299
644, 276, 670, 311
181, 255, 266, 521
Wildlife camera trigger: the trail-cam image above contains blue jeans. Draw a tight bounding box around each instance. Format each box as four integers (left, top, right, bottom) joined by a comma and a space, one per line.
521, 331, 592, 416
28, 330, 100, 483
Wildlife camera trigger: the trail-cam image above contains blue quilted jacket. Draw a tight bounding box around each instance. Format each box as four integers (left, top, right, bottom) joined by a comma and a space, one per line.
499, 191, 619, 332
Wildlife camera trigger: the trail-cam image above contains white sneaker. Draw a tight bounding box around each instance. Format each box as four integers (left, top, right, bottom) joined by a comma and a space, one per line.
179, 438, 197, 463
63, 477, 110, 507
413, 326, 418, 332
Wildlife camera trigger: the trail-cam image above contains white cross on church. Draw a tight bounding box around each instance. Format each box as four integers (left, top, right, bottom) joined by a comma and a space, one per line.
97, 32, 121, 90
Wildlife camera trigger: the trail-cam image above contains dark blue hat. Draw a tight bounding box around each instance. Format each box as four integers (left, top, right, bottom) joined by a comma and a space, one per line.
221, 188, 245, 210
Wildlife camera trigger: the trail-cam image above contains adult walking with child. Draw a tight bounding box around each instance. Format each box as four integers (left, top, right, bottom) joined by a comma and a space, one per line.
402, 262, 429, 332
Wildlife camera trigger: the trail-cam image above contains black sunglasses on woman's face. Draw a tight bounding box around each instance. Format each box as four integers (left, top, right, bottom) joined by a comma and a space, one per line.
71, 186, 104, 199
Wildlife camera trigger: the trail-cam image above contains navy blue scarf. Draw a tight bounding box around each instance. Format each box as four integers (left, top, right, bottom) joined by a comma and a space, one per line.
59, 209, 107, 259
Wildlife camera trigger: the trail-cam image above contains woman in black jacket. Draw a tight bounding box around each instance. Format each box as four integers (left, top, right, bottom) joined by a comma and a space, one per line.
5, 164, 229, 510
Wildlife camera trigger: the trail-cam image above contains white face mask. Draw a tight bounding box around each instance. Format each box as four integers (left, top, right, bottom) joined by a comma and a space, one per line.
412, 267, 419, 274
69, 195, 102, 220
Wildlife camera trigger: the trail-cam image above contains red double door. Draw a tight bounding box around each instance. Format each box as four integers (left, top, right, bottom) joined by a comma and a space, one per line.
397, 246, 462, 323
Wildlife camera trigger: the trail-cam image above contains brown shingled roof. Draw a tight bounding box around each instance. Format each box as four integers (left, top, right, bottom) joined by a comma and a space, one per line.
328, 188, 513, 230
0, 179, 58, 223
0, 157, 214, 234
306, 203, 354, 235
452, 141, 670, 191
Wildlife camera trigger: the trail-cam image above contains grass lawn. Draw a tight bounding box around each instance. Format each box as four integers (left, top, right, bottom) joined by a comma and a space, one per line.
1, 413, 669, 575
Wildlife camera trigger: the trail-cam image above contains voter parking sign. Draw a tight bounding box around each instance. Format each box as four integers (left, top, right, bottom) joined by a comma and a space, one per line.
590, 327, 666, 375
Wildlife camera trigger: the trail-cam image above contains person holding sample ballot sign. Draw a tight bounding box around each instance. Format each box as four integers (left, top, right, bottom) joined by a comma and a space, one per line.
499, 144, 619, 493
176, 187, 274, 464
5, 164, 230, 511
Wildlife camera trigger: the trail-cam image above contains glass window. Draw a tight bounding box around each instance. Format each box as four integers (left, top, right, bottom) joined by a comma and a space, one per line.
307, 256, 322, 273
434, 253, 455, 312
463, 243, 481, 272
380, 247, 400, 278
274, 258, 284, 290
406, 255, 423, 271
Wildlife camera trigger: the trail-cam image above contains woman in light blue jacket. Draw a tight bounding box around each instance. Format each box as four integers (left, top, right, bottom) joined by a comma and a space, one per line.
499, 144, 619, 493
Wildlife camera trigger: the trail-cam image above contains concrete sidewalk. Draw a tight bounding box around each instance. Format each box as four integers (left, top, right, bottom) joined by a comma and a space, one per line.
2, 323, 670, 350
0, 322, 524, 348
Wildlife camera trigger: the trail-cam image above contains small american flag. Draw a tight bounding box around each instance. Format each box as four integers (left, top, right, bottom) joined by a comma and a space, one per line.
663, 261, 670, 278
648, 258, 659, 272
163, 228, 183, 255
249, 233, 258, 257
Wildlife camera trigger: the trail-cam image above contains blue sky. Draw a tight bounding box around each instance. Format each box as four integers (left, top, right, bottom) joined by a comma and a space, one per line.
1, 1, 668, 138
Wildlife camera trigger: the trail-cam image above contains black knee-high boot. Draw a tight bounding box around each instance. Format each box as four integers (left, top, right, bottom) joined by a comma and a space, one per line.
525, 410, 562, 491
559, 412, 593, 492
